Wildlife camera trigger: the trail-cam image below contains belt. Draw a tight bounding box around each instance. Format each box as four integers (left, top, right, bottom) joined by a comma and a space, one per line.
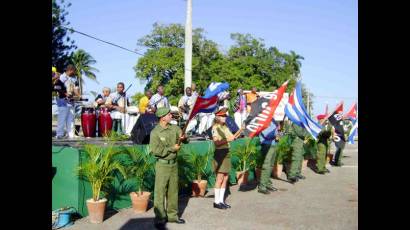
157, 158, 177, 164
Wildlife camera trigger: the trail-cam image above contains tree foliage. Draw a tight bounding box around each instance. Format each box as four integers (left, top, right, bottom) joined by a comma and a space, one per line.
52, 0, 76, 72
133, 23, 313, 107
71, 49, 99, 95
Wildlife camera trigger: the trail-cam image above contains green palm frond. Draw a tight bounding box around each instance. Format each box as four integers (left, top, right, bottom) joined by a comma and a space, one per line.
77, 143, 128, 201
127, 146, 155, 194
231, 137, 259, 172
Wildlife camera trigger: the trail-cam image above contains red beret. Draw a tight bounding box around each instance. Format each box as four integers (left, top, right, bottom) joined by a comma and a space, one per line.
317, 114, 326, 120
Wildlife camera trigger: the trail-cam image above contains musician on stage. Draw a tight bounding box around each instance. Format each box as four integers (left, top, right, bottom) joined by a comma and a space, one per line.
107, 82, 130, 134
178, 87, 195, 121
139, 89, 153, 114
94, 87, 111, 108
149, 85, 170, 110
53, 64, 80, 139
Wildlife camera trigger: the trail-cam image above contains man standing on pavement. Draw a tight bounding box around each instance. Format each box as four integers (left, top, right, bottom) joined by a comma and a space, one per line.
257, 119, 279, 194
150, 107, 188, 228
316, 115, 332, 174
286, 120, 309, 183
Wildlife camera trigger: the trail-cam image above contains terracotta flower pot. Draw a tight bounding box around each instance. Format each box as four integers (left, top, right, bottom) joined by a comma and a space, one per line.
236, 171, 249, 185
255, 168, 262, 182
191, 180, 208, 197
272, 163, 283, 179
130, 192, 151, 213
326, 153, 334, 164
86, 198, 107, 224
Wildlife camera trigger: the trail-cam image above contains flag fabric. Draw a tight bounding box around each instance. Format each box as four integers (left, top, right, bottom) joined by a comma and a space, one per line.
348, 118, 358, 144
203, 82, 230, 99
188, 96, 219, 120
344, 102, 357, 120
326, 102, 346, 148
284, 82, 323, 140
243, 81, 288, 138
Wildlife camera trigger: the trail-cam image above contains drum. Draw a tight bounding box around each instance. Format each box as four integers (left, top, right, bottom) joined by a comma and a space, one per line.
98, 107, 113, 137
81, 107, 96, 137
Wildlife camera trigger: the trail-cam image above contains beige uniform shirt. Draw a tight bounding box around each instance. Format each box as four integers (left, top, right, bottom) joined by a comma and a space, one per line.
212, 124, 234, 149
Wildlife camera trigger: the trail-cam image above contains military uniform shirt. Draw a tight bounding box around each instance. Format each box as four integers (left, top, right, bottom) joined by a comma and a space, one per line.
212, 124, 234, 149
150, 124, 187, 160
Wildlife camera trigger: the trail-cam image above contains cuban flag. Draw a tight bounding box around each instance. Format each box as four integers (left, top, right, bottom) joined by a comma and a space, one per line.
203, 82, 230, 99
344, 102, 357, 121
188, 96, 219, 120
348, 118, 358, 144
284, 82, 323, 140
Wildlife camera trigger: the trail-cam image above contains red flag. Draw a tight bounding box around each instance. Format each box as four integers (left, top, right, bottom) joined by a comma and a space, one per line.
324, 101, 344, 121
188, 95, 218, 120
344, 102, 357, 120
243, 81, 289, 138
335, 101, 344, 114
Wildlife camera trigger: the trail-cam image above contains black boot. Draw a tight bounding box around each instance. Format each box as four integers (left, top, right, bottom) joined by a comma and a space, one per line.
258, 188, 270, 194
297, 175, 306, 180
266, 185, 278, 192
288, 177, 298, 184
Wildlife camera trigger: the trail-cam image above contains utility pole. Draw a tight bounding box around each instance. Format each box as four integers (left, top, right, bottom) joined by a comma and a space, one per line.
184, 0, 192, 94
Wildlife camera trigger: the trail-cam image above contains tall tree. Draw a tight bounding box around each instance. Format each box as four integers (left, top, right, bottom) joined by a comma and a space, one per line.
133, 24, 309, 106
134, 23, 221, 105
52, 0, 76, 72
71, 49, 99, 95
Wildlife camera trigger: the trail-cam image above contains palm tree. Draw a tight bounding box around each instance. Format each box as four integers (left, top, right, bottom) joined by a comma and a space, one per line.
289, 50, 304, 78
71, 49, 99, 95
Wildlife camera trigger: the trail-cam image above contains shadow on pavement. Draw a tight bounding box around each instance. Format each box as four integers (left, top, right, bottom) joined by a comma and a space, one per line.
119, 217, 158, 230
178, 194, 190, 217
104, 209, 119, 222
238, 180, 258, 192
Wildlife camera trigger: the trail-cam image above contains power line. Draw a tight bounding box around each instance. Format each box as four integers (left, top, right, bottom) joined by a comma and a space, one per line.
61, 26, 144, 56
61, 26, 193, 73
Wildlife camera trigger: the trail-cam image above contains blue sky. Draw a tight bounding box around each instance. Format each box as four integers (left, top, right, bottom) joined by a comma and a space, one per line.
65, 0, 357, 116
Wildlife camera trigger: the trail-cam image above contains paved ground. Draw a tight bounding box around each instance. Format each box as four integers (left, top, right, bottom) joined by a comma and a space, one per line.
65, 143, 358, 230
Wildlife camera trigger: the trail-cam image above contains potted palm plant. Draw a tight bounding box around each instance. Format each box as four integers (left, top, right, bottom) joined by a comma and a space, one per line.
304, 136, 319, 170
231, 137, 258, 186
77, 144, 127, 224
273, 135, 292, 179
182, 143, 213, 197
128, 146, 155, 213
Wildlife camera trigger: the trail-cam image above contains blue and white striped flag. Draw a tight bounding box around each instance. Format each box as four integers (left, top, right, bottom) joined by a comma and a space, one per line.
285, 82, 323, 140
348, 119, 358, 144
203, 82, 230, 99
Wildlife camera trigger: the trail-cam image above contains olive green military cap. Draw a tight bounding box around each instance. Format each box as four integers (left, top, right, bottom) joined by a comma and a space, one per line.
155, 107, 170, 118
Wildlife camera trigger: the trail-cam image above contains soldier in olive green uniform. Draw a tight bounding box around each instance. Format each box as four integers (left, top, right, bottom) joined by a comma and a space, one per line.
286, 120, 309, 183
316, 115, 332, 174
150, 107, 188, 227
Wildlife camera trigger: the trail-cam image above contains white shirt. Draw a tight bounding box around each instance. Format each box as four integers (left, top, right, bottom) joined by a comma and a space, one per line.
149, 93, 170, 109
